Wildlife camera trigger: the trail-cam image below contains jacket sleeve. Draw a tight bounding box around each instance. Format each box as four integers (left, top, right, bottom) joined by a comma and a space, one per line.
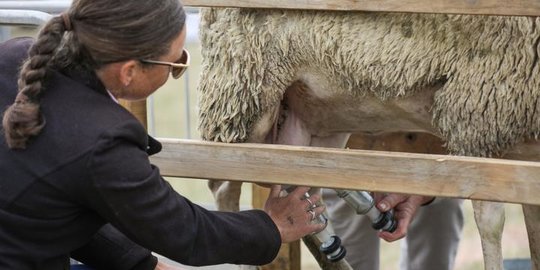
71, 224, 158, 270
85, 121, 281, 266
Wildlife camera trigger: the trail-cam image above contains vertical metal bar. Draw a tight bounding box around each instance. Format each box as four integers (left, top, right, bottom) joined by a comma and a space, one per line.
148, 95, 156, 136
183, 70, 191, 139
0, 26, 10, 42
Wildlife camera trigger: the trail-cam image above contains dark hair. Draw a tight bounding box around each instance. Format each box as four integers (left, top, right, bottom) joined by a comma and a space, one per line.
2, 0, 186, 149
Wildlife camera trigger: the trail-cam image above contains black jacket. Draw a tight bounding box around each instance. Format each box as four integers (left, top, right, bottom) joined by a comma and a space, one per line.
0, 37, 280, 270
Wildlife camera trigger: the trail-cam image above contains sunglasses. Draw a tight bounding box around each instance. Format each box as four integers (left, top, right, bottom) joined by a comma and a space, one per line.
140, 48, 190, 79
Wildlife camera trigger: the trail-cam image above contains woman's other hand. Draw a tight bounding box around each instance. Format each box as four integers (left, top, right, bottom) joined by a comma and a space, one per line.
374, 193, 435, 242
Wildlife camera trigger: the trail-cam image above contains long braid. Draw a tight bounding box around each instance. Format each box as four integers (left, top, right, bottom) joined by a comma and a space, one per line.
2, 16, 67, 149
3, 0, 185, 149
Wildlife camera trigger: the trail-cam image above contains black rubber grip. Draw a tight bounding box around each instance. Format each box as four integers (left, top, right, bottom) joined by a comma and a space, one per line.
372, 211, 397, 232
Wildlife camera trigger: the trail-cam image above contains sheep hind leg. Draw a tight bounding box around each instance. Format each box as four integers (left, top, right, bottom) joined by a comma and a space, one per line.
472, 200, 505, 270
522, 204, 540, 270
208, 180, 243, 212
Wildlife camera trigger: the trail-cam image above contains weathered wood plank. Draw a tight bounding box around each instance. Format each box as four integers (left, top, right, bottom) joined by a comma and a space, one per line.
182, 0, 540, 16
151, 139, 540, 205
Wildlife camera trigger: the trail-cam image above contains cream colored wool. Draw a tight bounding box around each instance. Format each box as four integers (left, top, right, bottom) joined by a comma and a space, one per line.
197, 8, 540, 157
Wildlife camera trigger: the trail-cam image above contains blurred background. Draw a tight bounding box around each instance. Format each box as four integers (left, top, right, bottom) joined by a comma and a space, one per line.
1, 4, 530, 269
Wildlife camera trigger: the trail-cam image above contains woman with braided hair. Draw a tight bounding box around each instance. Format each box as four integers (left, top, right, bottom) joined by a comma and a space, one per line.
0, 0, 326, 269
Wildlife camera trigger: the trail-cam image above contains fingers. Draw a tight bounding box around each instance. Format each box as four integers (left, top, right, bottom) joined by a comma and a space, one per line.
376, 193, 409, 212
288, 186, 322, 210
299, 192, 324, 222
304, 197, 313, 207
307, 209, 316, 220
308, 204, 326, 220
306, 204, 325, 220
378, 211, 410, 242
378, 227, 405, 242
421, 196, 436, 206
378, 210, 409, 242
310, 218, 328, 235
265, 186, 328, 243
289, 186, 312, 198
268, 185, 282, 198
377, 195, 425, 242
299, 205, 328, 238
302, 192, 322, 210
304, 199, 327, 235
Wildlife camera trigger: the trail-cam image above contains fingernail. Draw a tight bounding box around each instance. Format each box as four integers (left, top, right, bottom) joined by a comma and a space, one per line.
379, 203, 388, 211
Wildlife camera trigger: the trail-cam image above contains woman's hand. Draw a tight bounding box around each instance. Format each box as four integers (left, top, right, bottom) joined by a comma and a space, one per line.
373, 193, 435, 242
264, 185, 327, 243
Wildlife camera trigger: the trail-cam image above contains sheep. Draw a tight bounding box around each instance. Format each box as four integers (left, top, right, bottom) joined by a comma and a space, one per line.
197, 7, 540, 270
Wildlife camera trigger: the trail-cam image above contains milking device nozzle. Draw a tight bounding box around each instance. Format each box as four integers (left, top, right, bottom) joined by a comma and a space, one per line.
335, 189, 397, 232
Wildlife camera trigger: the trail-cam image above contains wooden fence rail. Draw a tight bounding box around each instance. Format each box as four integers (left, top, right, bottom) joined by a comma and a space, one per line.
182, 0, 540, 16
150, 139, 540, 206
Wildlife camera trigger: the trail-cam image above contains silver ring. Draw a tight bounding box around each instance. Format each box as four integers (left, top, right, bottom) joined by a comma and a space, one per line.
305, 197, 313, 206
308, 210, 316, 221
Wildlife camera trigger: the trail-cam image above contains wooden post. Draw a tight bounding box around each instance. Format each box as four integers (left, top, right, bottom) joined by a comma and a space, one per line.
252, 186, 301, 270
119, 100, 147, 129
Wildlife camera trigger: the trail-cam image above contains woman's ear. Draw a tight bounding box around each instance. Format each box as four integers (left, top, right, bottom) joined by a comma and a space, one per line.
118, 60, 139, 87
